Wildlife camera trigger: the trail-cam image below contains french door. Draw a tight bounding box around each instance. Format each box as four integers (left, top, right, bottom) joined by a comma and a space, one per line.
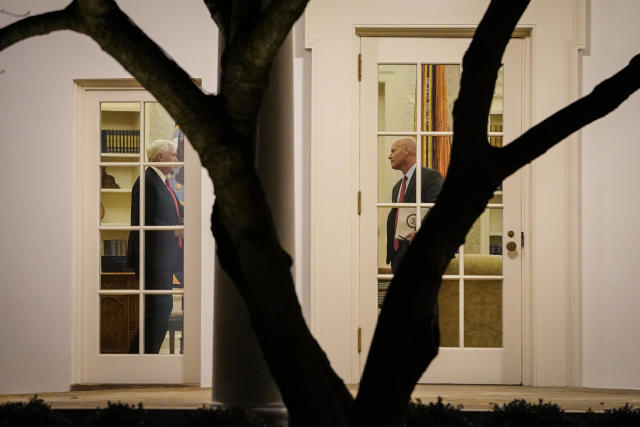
76, 87, 200, 383
359, 37, 524, 383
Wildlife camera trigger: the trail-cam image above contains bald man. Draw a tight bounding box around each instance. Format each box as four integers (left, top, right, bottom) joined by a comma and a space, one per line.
386, 138, 444, 273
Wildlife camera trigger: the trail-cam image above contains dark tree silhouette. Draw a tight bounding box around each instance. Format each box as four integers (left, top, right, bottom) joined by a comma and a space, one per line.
1, 0, 638, 426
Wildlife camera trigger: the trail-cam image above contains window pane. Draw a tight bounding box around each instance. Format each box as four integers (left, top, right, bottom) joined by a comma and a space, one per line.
379, 206, 424, 273
100, 102, 141, 162
100, 294, 139, 354
142, 232, 183, 290
443, 253, 461, 275
488, 66, 504, 135
464, 208, 503, 275
439, 280, 459, 348
144, 294, 183, 355
464, 279, 503, 348
421, 64, 459, 132
378, 64, 416, 132
100, 166, 139, 226
377, 278, 390, 313
100, 230, 138, 289
144, 102, 183, 163
378, 136, 417, 203
420, 64, 459, 178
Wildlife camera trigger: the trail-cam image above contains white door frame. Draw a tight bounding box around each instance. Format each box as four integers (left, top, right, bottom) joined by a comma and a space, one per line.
356, 33, 527, 384
306, 4, 585, 385
72, 80, 201, 384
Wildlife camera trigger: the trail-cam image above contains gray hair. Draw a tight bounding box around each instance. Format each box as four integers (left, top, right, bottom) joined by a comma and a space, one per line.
146, 139, 176, 162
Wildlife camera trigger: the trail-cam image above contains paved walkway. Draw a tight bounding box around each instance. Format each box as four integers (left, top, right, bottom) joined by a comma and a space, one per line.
2, 384, 640, 412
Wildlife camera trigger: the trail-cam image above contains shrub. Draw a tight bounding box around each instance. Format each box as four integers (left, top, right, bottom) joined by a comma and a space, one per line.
580, 404, 640, 427
185, 406, 267, 427
77, 402, 158, 427
483, 399, 570, 427
0, 396, 68, 427
406, 397, 472, 427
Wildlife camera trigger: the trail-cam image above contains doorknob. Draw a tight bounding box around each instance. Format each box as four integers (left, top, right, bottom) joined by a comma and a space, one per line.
506, 241, 517, 252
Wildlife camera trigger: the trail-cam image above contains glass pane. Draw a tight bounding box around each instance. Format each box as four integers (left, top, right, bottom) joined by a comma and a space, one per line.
100, 166, 139, 226
378, 136, 417, 203
100, 102, 141, 162
144, 102, 183, 162
377, 278, 390, 313
378, 64, 416, 132
464, 208, 503, 275
420, 135, 452, 178
144, 294, 183, 354
100, 230, 137, 289
100, 294, 139, 354
488, 66, 504, 134
464, 279, 503, 348
421, 64, 460, 132
443, 253, 461, 275
488, 134, 503, 149
379, 206, 422, 273
143, 232, 184, 290
439, 280, 459, 347
420, 64, 459, 178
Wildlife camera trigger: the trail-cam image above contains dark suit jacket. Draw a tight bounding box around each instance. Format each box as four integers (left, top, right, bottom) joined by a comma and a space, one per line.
386, 166, 443, 270
127, 168, 183, 287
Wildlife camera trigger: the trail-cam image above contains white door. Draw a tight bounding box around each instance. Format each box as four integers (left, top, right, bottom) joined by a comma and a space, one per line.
359, 37, 524, 384
77, 88, 200, 383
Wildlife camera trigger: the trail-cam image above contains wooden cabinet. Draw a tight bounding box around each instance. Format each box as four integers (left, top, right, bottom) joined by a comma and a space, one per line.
100, 273, 139, 354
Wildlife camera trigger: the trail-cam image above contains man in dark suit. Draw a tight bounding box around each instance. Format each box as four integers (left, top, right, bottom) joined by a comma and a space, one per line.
386, 138, 443, 273
128, 139, 183, 353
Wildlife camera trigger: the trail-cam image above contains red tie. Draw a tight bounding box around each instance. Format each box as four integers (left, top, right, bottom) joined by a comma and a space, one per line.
393, 175, 408, 251
165, 178, 183, 248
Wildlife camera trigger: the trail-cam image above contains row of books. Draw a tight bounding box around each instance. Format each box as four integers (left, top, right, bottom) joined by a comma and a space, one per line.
101, 129, 140, 154
104, 239, 128, 256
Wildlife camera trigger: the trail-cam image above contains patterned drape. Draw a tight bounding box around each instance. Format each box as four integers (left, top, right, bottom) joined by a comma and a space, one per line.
421, 64, 452, 177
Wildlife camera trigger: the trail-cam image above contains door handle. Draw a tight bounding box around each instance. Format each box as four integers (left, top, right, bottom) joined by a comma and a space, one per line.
506, 241, 517, 252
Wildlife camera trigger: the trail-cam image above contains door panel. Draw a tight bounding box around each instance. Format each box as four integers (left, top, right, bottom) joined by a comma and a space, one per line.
359, 37, 523, 384
79, 89, 199, 383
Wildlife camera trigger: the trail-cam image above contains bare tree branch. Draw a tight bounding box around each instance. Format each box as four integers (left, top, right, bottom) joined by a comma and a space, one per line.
0, 3, 76, 51
203, 0, 232, 40
453, 0, 529, 144
71, 0, 218, 164
220, 0, 309, 134
0, 9, 31, 18
353, 2, 531, 426
498, 53, 640, 178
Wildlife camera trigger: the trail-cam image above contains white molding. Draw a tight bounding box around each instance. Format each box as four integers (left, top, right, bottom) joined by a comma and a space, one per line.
72, 80, 201, 384
307, 37, 325, 346
307, 0, 583, 386
72, 82, 84, 384
354, 26, 532, 38
520, 34, 536, 387
350, 31, 362, 381
565, 0, 588, 388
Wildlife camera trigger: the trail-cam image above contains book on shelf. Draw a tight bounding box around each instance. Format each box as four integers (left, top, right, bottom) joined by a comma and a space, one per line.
101, 129, 140, 154
102, 239, 132, 272
103, 239, 128, 256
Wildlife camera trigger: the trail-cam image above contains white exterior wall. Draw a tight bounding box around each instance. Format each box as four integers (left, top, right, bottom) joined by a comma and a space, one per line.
581, 0, 640, 390
0, 0, 217, 393
2, 0, 640, 395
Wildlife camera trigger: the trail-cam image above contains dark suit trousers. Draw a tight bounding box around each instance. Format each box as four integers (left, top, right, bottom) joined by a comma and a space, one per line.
128, 269, 173, 354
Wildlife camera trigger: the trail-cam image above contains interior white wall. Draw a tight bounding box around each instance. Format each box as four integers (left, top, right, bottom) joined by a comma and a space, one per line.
0, 0, 217, 393
581, 0, 640, 390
